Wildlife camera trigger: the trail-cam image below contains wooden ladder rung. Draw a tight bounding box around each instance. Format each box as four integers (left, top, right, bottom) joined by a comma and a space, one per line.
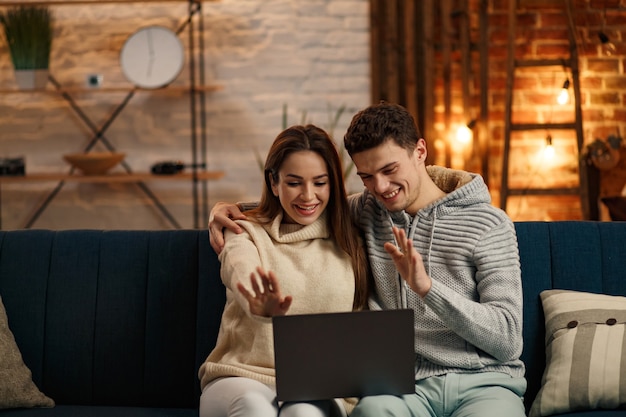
507, 187, 581, 196
511, 122, 578, 131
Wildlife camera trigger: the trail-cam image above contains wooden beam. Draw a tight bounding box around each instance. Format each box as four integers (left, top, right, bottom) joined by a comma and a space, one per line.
369, 0, 382, 103
383, 0, 400, 104
479, 0, 489, 184
441, 0, 452, 167
422, 0, 436, 164
403, 0, 418, 120
0, 172, 225, 183
500, 0, 518, 211
459, 0, 472, 170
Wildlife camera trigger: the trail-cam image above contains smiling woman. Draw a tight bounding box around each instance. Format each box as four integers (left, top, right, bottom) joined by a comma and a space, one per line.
197, 124, 371, 417
269, 150, 330, 225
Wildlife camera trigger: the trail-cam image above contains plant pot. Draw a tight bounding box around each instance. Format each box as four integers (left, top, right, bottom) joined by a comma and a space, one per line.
14, 69, 49, 89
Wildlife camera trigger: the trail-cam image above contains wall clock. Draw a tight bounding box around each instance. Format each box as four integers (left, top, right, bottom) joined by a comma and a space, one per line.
120, 26, 184, 89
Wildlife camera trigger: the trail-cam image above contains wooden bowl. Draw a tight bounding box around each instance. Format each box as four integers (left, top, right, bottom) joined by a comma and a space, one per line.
63, 152, 126, 175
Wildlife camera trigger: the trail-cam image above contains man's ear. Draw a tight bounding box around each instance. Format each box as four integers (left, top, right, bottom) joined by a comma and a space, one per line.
414, 138, 428, 161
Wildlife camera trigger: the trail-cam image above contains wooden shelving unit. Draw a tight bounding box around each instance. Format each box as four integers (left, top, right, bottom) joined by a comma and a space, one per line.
0, 0, 218, 5
0, 172, 225, 184
0, 85, 223, 94
0, 0, 223, 229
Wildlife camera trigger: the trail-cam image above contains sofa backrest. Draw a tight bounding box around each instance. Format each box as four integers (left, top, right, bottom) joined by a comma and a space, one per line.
2, 222, 625, 412
0, 229, 225, 409
515, 221, 626, 411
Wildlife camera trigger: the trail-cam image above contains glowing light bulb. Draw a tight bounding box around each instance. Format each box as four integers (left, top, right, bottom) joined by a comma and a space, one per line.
455, 120, 476, 146
456, 125, 473, 144
557, 79, 570, 105
598, 32, 617, 56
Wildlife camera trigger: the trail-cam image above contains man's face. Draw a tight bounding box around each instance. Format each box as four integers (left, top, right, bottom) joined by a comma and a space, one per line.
352, 139, 425, 215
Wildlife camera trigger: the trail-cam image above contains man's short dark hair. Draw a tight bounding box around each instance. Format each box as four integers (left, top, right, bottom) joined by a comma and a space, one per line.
344, 101, 422, 157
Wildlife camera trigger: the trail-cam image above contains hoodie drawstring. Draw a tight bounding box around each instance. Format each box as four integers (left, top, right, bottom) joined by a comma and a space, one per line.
427, 212, 436, 278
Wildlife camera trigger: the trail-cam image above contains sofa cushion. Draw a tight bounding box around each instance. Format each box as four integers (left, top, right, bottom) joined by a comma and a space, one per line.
530, 289, 626, 417
0, 296, 54, 409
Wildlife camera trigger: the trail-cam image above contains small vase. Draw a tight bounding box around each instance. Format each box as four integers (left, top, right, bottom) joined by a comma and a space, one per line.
14, 69, 49, 90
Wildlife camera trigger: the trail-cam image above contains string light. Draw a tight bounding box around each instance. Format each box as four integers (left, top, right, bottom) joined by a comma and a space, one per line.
557, 79, 570, 105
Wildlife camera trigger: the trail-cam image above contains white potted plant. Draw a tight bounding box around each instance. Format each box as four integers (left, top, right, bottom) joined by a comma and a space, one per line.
0, 5, 54, 89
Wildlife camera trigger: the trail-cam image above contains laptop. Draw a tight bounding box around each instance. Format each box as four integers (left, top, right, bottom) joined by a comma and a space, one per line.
272, 309, 415, 402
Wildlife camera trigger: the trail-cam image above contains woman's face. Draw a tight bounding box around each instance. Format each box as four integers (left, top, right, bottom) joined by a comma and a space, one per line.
271, 150, 330, 225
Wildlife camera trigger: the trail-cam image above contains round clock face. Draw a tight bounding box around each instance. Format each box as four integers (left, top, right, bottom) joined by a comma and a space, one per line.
120, 26, 184, 89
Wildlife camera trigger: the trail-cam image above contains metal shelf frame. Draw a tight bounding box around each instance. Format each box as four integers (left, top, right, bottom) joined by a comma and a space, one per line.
0, 0, 219, 229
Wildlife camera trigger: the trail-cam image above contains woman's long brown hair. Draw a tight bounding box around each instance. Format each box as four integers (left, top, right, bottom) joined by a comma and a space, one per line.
246, 124, 370, 310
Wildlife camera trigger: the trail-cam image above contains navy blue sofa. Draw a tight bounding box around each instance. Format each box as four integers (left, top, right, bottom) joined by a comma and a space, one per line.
0, 222, 625, 416
0, 230, 225, 417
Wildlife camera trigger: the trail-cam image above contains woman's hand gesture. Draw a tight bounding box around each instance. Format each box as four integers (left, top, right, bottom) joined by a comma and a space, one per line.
383, 226, 432, 297
237, 267, 293, 317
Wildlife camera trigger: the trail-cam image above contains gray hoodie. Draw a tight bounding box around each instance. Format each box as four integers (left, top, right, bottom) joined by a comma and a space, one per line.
348, 165, 525, 381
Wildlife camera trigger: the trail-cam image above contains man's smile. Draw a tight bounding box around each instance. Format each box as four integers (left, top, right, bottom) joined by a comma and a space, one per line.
382, 189, 400, 200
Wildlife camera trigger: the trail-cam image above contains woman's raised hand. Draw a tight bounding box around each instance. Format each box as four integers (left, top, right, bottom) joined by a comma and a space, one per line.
237, 267, 293, 317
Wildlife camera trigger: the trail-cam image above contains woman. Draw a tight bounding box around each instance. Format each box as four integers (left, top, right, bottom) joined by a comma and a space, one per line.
198, 124, 370, 417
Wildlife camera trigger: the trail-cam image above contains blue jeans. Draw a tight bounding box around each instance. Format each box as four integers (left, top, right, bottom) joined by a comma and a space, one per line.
351, 372, 527, 417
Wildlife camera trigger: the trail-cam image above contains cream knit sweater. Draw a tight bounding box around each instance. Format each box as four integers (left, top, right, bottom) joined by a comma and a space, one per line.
198, 212, 355, 391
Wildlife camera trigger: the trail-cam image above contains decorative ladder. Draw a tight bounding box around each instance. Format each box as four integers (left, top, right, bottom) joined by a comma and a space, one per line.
500, 0, 590, 219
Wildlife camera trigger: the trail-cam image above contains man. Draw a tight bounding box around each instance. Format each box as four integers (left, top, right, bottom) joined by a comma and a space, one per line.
209, 102, 527, 417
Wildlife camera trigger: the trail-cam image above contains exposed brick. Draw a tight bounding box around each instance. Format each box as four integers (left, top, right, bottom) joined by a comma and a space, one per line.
535, 44, 573, 57
587, 58, 622, 72
590, 92, 621, 104
605, 75, 626, 89
487, 2, 626, 220
614, 108, 626, 121
585, 108, 611, 121
538, 13, 569, 28
580, 76, 604, 89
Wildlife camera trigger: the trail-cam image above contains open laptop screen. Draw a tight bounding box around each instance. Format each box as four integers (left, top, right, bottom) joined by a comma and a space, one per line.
272, 309, 415, 402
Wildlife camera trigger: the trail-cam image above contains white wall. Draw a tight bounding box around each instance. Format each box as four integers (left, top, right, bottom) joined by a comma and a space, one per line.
0, 0, 370, 230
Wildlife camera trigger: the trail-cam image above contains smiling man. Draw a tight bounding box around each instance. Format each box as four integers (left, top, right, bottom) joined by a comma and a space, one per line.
343, 102, 526, 417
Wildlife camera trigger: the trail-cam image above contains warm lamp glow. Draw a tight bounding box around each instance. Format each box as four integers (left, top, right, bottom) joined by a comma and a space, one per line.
456, 120, 476, 145
557, 79, 570, 105
456, 125, 473, 144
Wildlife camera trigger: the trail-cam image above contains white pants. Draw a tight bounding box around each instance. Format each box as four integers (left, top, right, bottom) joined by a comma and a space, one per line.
200, 377, 342, 417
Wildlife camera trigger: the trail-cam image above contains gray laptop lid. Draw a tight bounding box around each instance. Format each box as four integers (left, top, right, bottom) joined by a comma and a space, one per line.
272, 309, 415, 402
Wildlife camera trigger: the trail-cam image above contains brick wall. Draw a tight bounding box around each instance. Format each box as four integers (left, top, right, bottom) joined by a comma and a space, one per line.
486, 0, 626, 220
0, 0, 370, 229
